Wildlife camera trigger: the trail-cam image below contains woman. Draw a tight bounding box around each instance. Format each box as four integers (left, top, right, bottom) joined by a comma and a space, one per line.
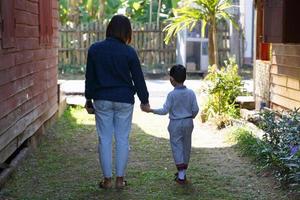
85, 15, 149, 189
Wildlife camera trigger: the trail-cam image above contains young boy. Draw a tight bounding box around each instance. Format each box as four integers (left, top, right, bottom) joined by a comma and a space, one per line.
142, 64, 199, 184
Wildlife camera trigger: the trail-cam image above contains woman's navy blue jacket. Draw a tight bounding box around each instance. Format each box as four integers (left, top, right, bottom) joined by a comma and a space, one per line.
85, 37, 149, 104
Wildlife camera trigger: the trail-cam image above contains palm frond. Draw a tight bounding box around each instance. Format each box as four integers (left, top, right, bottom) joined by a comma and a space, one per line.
163, 6, 203, 43
164, 17, 199, 43
219, 11, 239, 30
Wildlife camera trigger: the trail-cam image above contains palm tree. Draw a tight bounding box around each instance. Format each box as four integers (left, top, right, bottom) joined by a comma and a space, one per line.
98, 0, 105, 22
164, 0, 238, 65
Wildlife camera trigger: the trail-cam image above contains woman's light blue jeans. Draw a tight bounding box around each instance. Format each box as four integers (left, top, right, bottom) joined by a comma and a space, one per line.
94, 100, 134, 178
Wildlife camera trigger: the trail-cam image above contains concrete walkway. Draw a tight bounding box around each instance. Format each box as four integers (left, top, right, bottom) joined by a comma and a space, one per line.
132, 80, 232, 148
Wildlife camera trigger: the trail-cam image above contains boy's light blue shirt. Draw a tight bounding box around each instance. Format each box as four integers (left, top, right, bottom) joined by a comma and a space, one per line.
152, 85, 199, 120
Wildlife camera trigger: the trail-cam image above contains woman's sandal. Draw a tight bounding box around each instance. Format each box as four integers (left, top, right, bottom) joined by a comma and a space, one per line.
115, 176, 127, 189
99, 177, 113, 189
174, 173, 188, 185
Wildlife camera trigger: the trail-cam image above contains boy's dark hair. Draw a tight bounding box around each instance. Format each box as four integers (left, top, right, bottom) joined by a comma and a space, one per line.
170, 64, 186, 83
106, 15, 132, 44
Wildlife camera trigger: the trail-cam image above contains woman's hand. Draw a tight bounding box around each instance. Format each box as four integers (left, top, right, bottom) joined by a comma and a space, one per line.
140, 103, 151, 113
85, 99, 95, 114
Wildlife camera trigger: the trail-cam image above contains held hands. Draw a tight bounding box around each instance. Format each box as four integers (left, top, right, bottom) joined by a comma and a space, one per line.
140, 103, 151, 113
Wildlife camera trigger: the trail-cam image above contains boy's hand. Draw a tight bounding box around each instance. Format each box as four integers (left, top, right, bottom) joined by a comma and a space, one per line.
140, 103, 151, 113
85, 99, 95, 114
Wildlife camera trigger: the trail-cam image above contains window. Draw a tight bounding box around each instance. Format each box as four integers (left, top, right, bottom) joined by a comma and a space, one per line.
39, 0, 53, 44
202, 42, 208, 56
1, 0, 15, 48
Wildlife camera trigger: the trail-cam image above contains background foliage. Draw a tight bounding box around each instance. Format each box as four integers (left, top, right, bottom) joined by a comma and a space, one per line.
59, 0, 178, 25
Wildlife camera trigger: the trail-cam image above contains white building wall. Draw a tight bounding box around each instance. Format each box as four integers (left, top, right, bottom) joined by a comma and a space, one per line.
176, 30, 186, 66
240, 0, 254, 64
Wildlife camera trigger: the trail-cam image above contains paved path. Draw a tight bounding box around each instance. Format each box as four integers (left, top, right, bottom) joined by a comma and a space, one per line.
132, 80, 231, 148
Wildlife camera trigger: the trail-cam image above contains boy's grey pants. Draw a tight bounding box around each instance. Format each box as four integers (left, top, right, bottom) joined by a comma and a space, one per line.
168, 118, 194, 171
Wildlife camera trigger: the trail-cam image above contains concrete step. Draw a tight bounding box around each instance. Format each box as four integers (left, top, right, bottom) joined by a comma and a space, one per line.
236, 96, 255, 110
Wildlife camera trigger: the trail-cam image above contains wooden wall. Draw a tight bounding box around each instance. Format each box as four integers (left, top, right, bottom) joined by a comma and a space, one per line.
269, 44, 300, 110
0, 0, 59, 164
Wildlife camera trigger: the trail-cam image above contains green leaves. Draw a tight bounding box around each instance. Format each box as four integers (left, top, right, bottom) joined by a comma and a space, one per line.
163, 6, 201, 43
203, 57, 243, 120
259, 108, 300, 185
58, 0, 175, 26
59, 0, 122, 25
59, 0, 70, 24
132, 2, 142, 10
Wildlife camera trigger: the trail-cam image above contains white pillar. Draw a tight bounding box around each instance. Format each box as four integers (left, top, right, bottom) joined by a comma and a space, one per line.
242, 0, 254, 65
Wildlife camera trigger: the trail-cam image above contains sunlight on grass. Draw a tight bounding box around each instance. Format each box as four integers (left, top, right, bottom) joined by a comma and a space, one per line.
69, 106, 95, 125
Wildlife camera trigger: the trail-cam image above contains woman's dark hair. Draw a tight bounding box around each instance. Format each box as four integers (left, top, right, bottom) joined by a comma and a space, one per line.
106, 15, 132, 44
170, 64, 186, 83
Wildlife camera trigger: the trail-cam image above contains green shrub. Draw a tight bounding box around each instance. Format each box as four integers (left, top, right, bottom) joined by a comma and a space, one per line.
232, 128, 272, 167
259, 109, 300, 185
203, 57, 243, 122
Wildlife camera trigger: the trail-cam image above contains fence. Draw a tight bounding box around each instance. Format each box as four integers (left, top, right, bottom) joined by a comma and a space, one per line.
59, 22, 176, 74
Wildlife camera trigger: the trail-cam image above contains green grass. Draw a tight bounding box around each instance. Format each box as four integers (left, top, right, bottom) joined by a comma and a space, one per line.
0, 108, 289, 199
230, 127, 276, 171
230, 128, 300, 195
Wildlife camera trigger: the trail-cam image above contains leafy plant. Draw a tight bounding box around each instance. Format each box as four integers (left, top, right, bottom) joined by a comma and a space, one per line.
203, 57, 243, 123
231, 128, 272, 167
259, 108, 300, 185
59, 0, 175, 25
125, 0, 175, 23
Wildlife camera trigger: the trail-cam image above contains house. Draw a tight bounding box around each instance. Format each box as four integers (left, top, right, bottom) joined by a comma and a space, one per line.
254, 0, 300, 110
0, 0, 59, 171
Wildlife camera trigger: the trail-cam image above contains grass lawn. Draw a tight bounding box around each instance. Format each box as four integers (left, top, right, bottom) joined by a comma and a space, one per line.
0, 107, 289, 200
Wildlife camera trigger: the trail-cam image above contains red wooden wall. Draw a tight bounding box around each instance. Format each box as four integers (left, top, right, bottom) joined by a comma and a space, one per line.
0, 0, 59, 163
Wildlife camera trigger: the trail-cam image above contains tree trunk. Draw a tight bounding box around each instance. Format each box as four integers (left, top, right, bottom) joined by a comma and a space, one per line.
208, 25, 215, 66
99, 0, 105, 23
157, 0, 161, 27
149, 0, 153, 23
70, 0, 80, 25
212, 17, 219, 66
